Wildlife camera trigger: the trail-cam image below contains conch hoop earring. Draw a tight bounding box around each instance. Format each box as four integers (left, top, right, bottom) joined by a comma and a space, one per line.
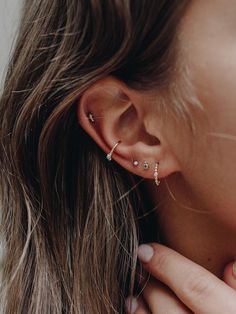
106, 140, 121, 161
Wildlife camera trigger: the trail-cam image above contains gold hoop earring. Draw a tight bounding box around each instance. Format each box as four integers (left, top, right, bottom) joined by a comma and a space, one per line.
106, 140, 121, 161
154, 162, 161, 186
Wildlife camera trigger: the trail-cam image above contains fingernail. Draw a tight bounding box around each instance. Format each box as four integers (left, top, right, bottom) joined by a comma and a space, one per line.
125, 296, 138, 314
137, 244, 154, 263
232, 261, 236, 278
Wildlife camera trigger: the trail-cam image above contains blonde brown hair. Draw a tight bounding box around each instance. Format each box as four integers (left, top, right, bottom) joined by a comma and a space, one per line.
0, 1, 190, 313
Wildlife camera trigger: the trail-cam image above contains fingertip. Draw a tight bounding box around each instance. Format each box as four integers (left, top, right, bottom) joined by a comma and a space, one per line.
125, 296, 139, 314
223, 261, 236, 290
125, 295, 150, 314
137, 244, 154, 263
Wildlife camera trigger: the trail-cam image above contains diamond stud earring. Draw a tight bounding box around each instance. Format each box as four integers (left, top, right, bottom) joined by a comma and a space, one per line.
133, 160, 139, 166
87, 111, 95, 123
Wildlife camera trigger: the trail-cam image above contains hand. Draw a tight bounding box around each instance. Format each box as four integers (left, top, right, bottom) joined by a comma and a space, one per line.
125, 243, 236, 313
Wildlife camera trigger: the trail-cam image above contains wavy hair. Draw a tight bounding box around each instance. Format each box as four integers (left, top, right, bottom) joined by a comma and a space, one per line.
0, 1, 191, 313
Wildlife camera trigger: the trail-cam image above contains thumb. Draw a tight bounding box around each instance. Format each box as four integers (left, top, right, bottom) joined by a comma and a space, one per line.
223, 261, 236, 290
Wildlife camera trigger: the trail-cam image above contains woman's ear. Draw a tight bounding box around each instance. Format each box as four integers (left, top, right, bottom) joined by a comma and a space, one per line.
77, 75, 181, 180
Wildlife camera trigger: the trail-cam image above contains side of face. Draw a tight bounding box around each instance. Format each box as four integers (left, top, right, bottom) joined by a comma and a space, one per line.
77, 0, 236, 230
174, 0, 236, 228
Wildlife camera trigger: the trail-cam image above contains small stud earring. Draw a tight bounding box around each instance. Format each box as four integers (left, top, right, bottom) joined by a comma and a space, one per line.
106, 140, 121, 161
143, 161, 149, 170
133, 160, 139, 166
154, 162, 161, 186
87, 111, 95, 123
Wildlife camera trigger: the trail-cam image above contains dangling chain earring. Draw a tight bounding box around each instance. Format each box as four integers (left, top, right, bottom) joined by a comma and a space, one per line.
106, 140, 121, 161
154, 162, 161, 186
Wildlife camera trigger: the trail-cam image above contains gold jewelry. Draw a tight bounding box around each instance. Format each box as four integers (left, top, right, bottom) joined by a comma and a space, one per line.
106, 140, 121, 161
154, 162, 161, 186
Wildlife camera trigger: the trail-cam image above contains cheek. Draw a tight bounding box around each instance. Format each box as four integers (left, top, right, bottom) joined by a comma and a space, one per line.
179, 41, 236, 229
191, 45, 236, 136
179, 0, 236, 135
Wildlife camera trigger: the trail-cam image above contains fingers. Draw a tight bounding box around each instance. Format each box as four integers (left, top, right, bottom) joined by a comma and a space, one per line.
126, 275, 191, 314
223, 261, 236, 290
141, 277, 192, 314
137, 243, 236, 314
125, 295, 151, 314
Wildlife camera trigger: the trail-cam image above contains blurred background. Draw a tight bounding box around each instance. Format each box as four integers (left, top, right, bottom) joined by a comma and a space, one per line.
0, 0, 22, 92
0, 0, 22, 263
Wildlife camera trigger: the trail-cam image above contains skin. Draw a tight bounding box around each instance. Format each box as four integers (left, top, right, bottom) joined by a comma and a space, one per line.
124, 1, 236, 312
77, 0, 236, 312
125, 243, 236, 313
145, 0, 236, 276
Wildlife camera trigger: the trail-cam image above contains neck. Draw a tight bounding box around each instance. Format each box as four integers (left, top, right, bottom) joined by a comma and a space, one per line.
144, 173, 236, 279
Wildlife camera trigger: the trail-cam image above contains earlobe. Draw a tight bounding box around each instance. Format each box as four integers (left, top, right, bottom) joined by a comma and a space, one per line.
76, 75, 181, 184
